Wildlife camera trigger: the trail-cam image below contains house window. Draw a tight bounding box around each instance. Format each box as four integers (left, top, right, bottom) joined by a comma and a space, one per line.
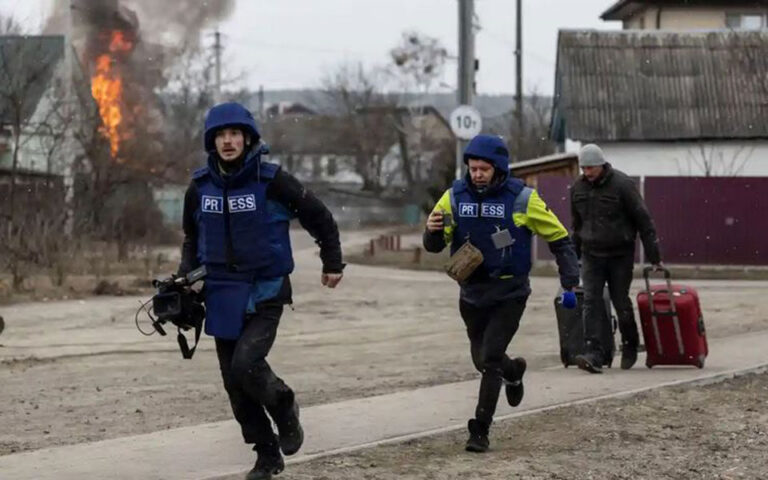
326, 156, 337, 176
312, 156, 322, 179
726, 13, 767, 30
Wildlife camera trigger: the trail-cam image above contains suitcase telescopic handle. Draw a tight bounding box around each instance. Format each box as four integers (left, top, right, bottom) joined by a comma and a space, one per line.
643, 266, 684, 356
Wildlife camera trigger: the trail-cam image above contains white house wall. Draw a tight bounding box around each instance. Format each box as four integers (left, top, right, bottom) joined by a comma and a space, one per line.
566, 140, 768, 177
11, 60, 78, 176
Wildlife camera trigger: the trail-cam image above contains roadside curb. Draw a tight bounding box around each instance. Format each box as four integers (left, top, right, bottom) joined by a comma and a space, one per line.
241, 362, 768, 474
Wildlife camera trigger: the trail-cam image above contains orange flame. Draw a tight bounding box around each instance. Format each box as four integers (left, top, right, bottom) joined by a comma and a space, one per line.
90, 31, 133, 158
109, 31, 133, 53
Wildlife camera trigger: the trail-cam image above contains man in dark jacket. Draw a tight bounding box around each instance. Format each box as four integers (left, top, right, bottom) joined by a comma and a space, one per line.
571, 144, 662, 374
424, 134, 580, 453
178, 102, 344, 480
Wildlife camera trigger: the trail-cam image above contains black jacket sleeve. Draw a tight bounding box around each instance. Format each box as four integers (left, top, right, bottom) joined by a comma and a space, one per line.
621, 180, 662, 264
177, 181, 200, 277
570, 185, 582, 260
547, 236, 581, 290
267, 169, 344, 273
422, 229, 447, 253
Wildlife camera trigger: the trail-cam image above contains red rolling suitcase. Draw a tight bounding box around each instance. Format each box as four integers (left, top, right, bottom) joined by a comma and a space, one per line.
637, 267, 708, 369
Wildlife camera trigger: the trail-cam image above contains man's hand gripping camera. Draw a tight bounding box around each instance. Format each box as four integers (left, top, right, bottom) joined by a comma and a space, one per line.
136, 266, 207, 359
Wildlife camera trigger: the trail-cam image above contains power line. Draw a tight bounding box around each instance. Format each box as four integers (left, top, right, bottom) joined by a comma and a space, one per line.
221, 34, 373, 57
479, 28, 554, 67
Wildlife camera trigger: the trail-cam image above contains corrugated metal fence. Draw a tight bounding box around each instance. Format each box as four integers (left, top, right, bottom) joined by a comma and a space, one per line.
535, 176, 768, 266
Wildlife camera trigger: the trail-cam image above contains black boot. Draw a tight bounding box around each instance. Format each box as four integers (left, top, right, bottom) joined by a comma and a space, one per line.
503, 357, 526, 407
575, 350, 603, 374
621, 342, 638, 370
269, 390, 304, 456
246, 444, 284, 480
465, 419, 490, 453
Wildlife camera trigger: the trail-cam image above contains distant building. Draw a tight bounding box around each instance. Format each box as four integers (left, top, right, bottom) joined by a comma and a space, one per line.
602, 0, 768, 30
264, 101, 317, 117
0, 35, 70, 178
551, 30, 768, 177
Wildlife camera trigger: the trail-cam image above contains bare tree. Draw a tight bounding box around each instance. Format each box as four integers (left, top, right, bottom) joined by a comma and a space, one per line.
484, 88, 556, 162
389, 30, 448, 94
0, 22, 77, 289
676, 143, 754, 177
384, 31, 454, 203
0, 32, 64, 218
319, 63, 397, 194
157, 40, 247, 182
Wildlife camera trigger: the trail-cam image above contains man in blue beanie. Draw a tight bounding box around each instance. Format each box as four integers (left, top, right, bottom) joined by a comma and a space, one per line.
177, 102, 344, 480
423, 134, 579, 452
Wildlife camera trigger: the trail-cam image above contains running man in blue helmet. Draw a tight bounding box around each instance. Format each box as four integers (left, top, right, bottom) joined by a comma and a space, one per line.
177, 102, 344, 480
424, 134, 579, 453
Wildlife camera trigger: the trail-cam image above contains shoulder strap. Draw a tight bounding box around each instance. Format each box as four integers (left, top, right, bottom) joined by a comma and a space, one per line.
451, 178, 468, 194
505, 177, 525, 195
177, 323, 201, 360
192, 166, 210, 181
258, 161, 279, 181
512, 186, 534, 214
449, 187, 457, 215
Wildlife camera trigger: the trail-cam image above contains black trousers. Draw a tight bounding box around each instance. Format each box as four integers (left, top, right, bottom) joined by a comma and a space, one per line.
582, 253, 639, 354
459, 296, 528, 425
215, 302, 292, 450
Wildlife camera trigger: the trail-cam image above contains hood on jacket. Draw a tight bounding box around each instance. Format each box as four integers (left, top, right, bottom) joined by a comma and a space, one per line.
203, 102, 260, 153
463, 134, 511, 194
463, 134, 510, 172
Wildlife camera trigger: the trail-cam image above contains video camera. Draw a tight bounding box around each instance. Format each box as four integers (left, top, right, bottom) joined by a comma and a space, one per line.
136, 265, 206, 359
151, 266, 206, 333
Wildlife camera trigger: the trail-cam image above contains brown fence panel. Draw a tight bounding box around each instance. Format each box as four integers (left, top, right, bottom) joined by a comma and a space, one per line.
533, 175, 768, 266
644, 177, 768, 265
535, 175, 574, 262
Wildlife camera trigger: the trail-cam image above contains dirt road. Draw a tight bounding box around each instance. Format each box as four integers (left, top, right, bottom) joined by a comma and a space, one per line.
1, 230, 767, 456
281, 371, 768, 480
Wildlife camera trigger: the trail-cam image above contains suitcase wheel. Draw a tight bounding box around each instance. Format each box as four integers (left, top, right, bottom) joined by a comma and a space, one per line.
696, 356, 705, 369
646, 361, 653, 369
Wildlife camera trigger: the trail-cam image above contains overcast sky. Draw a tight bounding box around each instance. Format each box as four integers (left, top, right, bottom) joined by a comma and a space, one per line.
1, 0, 620, 95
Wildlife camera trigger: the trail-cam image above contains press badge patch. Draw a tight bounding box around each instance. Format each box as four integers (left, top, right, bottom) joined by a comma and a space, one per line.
458, 203, 479, 217
228, 194, 257, 213
201, 194, 257, 214
202, 195, 223, 214
481, 203, 505, 218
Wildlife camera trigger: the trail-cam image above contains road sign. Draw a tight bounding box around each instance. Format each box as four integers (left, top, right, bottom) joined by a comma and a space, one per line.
450, 105, 482, 140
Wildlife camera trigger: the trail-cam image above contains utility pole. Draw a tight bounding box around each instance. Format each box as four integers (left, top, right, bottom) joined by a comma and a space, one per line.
514, 0, 524, 162
456, 0, 476, 179
214, 30, 222, 104
257, 85, 265, 122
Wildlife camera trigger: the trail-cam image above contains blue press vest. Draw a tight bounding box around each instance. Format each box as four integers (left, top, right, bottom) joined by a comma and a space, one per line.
193, 161, 294, 281
450, 178, 533, 278
192, 159, 295, 340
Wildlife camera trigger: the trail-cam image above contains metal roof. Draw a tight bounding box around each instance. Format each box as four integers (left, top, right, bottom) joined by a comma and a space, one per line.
600, 1, 768, 21
0, 36, 65, 125
551, 30, 768, 142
